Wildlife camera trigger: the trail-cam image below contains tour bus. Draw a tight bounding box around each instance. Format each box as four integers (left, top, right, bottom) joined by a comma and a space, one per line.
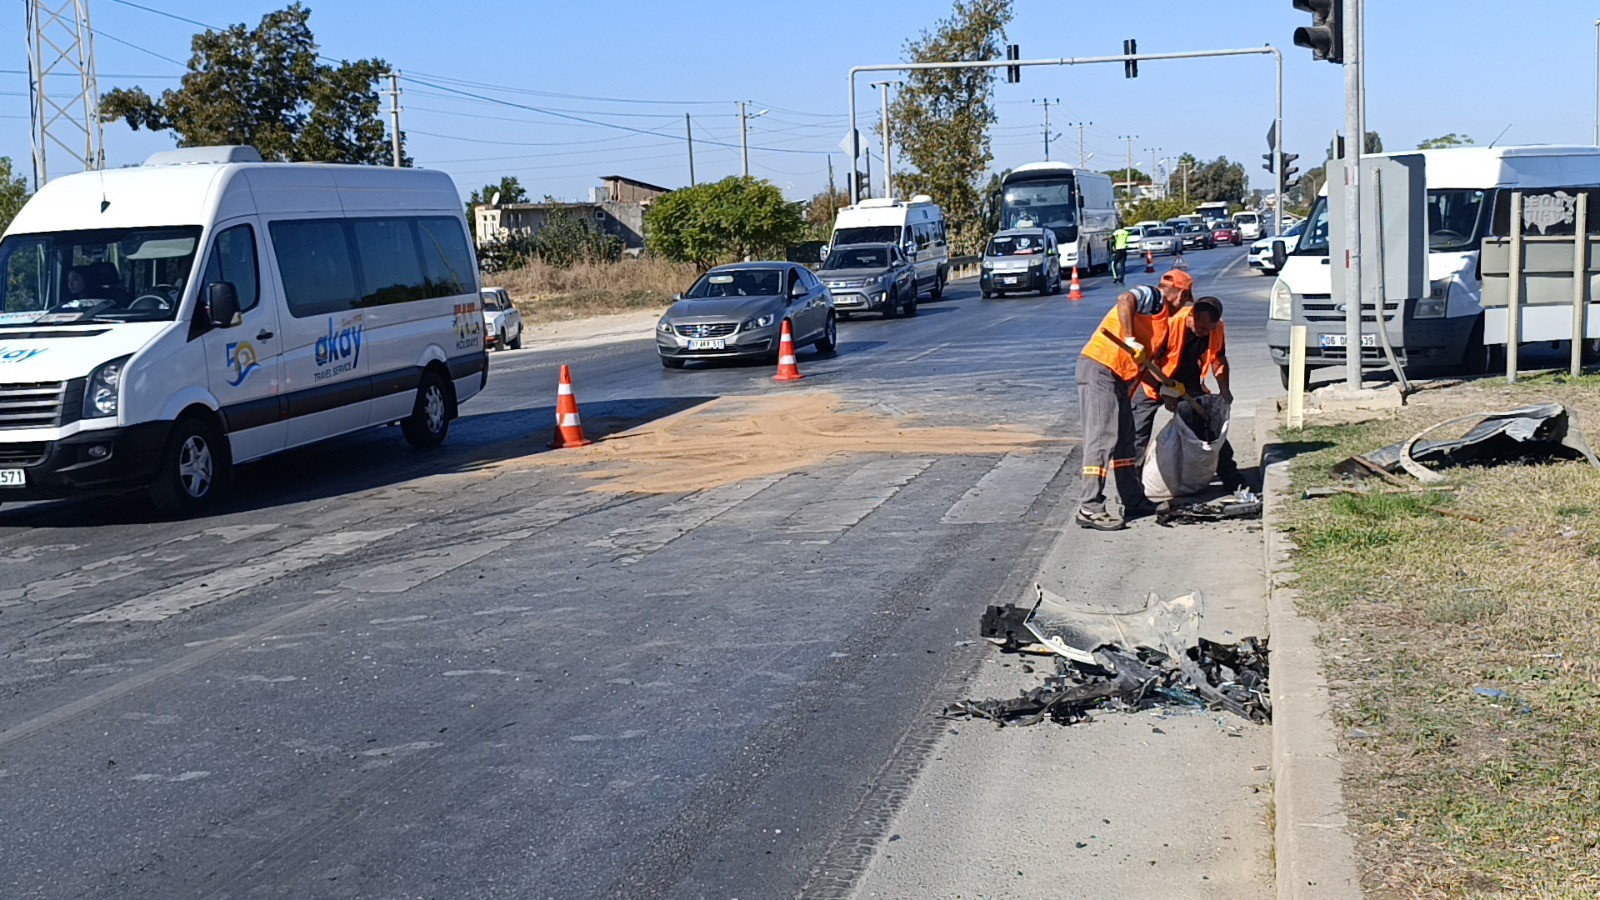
997, 162, 1117, 274
829, 196, 949, 299
1265, 145, 1600, 387
1196, 201, 1232, 226
0, 145, 487, 514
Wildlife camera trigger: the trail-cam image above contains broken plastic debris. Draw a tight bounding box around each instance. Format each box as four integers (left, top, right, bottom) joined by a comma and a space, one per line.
1334, 403, 1600, 481
1157, 489, 1263, 525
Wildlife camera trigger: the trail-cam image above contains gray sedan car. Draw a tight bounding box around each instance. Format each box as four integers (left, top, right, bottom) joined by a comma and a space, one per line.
1141, 226, 1181, 256
656, 262, 837, 369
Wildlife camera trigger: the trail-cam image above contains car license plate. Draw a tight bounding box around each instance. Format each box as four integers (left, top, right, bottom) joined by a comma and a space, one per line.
0, 469, 24, 487
1002, 275, 1021, 284
1320, 334, 1377, 348
687, 339, 726, 351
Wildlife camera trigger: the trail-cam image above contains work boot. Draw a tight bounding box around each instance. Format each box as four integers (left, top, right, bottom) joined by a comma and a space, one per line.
1123, 500, 1158, 519
1075, 508, 1125, 531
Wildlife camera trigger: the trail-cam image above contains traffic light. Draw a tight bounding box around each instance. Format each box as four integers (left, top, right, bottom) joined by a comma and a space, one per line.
1292, 0, 1343, 63
1282, 152, 1300, 182
1005, 45, 1020, 83
1123, 39, 1138, 78
1262, 153, 1275, 174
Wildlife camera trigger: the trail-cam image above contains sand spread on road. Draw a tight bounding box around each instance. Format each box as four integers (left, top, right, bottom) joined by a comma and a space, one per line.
508, 391, 1063, 494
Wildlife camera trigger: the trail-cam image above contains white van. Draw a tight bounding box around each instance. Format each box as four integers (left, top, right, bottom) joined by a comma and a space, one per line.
1265, 145, 1600, 385
828, 196, 949, 299
1231, 211, 1262, 240
0, 146, 487, 514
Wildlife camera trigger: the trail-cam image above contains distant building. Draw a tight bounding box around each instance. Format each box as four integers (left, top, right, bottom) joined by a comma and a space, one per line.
474, 175, 672, 250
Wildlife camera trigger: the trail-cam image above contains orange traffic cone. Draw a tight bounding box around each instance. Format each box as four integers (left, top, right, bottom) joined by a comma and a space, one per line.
549, 364, 592, 448
1144, 249, 1155, 273
1068, 266, 1083, 301
773, 319, 803, 382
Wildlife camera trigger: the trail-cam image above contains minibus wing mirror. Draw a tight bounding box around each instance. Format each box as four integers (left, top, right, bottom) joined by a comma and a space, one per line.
1270, 240, 1288, 270
205, 282, 242, 328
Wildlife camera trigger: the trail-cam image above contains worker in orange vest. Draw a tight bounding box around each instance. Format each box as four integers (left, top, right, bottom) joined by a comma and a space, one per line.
1130, 295, 1244, 491
1074, 269, 1192, 530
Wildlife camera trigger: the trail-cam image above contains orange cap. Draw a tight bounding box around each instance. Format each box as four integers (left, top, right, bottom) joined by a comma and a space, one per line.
1160, 270, 1194, 291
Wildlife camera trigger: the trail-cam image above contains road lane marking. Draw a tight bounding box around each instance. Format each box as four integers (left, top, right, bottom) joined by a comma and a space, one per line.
975, 314, 1019, 331
72, 528, 407, 624
898, 343, 951, 364
341, 542, 508, 594
941, 452, 1068, 524
590, 476, 785, 564
782, 458, 933, 535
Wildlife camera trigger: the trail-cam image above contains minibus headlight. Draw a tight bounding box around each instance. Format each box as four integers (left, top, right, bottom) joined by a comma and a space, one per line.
84, 355, 131, 419
1270, 280, 1293, 320
1415, 280, 1450, 318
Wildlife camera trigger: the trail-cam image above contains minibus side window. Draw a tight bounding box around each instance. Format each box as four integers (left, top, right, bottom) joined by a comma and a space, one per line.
270, 220, 361, 317
417, 217, 476, 298
351, 218, 427, 306
1, 238, 49, 312
201, 225, 260, 313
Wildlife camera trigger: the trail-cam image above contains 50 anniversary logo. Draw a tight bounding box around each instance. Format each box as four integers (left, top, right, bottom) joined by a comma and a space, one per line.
224, 341, 260, 387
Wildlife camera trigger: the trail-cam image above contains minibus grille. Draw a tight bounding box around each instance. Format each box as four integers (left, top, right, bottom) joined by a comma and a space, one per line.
1301, 295, 1400, 323
0, 442, 47, 465
0, 382, 68, 428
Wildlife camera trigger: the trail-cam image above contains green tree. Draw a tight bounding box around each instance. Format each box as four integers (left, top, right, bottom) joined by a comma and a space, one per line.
466, 175, 529, 221
0, 157, 29, 234
1120, 196, 1191, 225
805, 185, 851, 239
1325, 131, 1383, 160
889, 0, 1014, 255
1417, 133, 1473, 150
645, 176, 805, 269
1105, 167, 1149, 186
99, 3, 401, 165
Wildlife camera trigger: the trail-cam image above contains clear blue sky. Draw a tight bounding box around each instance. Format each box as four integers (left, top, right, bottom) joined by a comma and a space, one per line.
4, 1, 1599, 203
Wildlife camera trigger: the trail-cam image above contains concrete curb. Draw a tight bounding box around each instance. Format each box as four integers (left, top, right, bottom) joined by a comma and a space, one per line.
1255, 397, 1364, 900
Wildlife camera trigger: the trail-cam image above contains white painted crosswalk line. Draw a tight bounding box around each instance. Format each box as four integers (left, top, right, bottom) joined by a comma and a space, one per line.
590, 476, 785, 564
941, 452, 1066, 525
782, 458, 934, 535
73, 527, 409, 624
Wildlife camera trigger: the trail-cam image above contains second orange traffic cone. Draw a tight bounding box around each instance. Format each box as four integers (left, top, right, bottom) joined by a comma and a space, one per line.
1144, 249, 1155, 273
1068, 266, 1083, 301
549, 364, 592, 448
773, 319, 803, 382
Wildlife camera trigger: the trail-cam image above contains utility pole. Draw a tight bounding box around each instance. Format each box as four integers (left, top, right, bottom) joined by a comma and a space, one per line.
827, 154, 837, 221
870, 81, 894, 198
1149, 147, 1160, 198
1068, 121, 1091, 167
385, 71, 402, 167
26, 0, 103, 187
739, 101, 749, 178
685, 113, 696, 186
1032, 98, 1060, 160
1118, 134, 1137, 199
1343, 0, 1365, 389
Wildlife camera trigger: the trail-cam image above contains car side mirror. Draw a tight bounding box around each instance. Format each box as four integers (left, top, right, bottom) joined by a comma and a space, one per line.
1270, 240, 1288, 270
205, 282, 241, 328
672, 292, 684, 301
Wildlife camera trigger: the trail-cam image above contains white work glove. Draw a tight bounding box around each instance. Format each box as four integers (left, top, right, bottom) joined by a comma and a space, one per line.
1124, 338, 1148, 366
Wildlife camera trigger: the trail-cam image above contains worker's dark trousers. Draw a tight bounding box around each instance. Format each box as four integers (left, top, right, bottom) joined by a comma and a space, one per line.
1111, 249, 1128, 283
1130, 392, 1241, 487
1076, 356, 1144, 515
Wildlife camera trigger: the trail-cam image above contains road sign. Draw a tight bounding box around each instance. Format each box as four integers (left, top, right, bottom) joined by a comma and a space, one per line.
839, 129, 860, 159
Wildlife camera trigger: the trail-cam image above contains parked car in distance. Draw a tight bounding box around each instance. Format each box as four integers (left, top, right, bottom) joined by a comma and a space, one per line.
1125, 224, 1145, 251
657, 263, 836, 369
1141, 226, 1181, 256
1248, 220, 1305, 274
1178, 222, 1215, 250
980, 227, 1062, 298
480, 287, 523, 350
818, 243, 916, 319
1208, 222, 1242, 246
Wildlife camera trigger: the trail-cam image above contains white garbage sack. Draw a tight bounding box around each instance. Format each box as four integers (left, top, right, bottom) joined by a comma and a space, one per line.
1141, 393, 1231, 501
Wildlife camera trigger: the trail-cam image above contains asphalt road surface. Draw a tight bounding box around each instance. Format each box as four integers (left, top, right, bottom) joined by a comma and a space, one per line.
0, 247, 1267, 899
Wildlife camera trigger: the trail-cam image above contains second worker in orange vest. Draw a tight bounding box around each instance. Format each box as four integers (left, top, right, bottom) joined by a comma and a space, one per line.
1074, 269, 1192, 530
1130, 295, 1245, 491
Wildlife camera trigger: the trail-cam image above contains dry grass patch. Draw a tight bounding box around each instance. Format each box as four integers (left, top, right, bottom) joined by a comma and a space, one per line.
1282, 378, 1600, 897
486, 258, 699, 324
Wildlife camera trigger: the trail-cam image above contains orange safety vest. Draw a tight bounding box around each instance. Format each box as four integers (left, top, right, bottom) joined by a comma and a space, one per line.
1080, 286, 1173, 382
1141, 305, 1226, 399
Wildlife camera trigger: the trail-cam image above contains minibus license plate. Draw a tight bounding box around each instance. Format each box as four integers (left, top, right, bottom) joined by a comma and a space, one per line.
687, 339, 726, 351
1320, 334, 1377, 348
0, 469, 24, 487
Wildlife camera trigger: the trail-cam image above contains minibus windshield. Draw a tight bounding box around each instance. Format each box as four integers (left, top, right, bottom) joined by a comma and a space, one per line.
0, 226, 203, 325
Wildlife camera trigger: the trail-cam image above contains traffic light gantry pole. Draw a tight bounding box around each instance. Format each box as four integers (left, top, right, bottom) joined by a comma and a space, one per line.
845, 46, 1285, 234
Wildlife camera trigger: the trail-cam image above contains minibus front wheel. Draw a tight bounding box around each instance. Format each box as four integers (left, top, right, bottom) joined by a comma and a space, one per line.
149, 415, 230, 516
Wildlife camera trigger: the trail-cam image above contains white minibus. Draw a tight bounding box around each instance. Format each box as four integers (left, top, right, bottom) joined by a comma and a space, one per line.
1265, 145, 1600, 386
0, 146, 487, 514
829, 196, 950, 299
